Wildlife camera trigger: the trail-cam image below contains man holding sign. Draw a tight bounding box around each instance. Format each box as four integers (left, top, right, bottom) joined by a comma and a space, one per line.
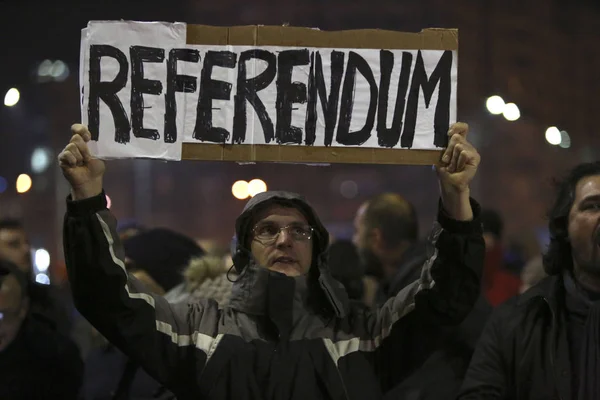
59, 120, 483, 399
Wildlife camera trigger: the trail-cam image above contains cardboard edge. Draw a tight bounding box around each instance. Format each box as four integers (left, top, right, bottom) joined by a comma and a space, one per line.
182, 143, 442, 165
186, 24, 458, 50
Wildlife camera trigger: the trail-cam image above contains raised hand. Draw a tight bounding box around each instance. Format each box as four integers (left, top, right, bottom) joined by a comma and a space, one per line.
58, 124, 105, 200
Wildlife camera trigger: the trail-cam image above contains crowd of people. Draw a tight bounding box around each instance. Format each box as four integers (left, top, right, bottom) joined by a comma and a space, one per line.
0, 121, 597, 399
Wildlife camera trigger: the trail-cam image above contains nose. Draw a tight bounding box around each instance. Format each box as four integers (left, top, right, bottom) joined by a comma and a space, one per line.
275, 228, 293, 247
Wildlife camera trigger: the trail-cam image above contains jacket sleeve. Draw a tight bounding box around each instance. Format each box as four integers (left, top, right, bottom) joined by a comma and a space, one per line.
365, 198, 485, 389
63, 192, 219, 393
456, 304, 511, 399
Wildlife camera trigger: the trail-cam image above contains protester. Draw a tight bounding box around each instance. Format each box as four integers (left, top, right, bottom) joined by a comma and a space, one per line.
353, 193, 427, 308
0, 258, 83, 399
59, 122, 484, 399
327, 240, 366, 307
165, 254, 235, 306
480, 209, 522, 306
459, 161, 600, 400
0, 218, 71, 334
353, 192, 491, 399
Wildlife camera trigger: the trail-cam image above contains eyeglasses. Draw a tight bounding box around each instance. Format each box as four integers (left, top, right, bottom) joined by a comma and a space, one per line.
252, 222, 314, 244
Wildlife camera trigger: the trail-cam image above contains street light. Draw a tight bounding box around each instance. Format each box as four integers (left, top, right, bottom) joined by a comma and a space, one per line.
16, 174, 32, 193
486, 95, 505, 115
545, 127, 561, 145
503, 103, 520, 121
4, 88, 19, 107
232, 180, 250, 200
248, 179, 267, 197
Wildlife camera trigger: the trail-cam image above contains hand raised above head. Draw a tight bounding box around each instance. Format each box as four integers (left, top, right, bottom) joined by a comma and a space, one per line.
436, 122, 480, 193
58, 124, 105, 200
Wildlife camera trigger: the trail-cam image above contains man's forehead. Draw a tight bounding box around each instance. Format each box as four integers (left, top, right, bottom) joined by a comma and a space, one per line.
254, 205, 308, 224
575, 175, 600, 202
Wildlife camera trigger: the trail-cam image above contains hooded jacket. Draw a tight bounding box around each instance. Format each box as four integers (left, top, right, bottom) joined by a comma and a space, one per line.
64, 191, 484, 400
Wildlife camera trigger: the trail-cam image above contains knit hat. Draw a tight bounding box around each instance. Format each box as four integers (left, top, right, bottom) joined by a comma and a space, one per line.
123, 228, 205, 292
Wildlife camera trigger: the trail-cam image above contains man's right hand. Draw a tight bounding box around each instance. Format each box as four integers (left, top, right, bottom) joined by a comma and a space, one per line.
58, 124, 105, 200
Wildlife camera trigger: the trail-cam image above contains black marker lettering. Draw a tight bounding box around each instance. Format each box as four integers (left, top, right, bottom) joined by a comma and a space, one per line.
336, 51, 378, 146
88, 45, 130, 142
194, 51, 237, 143
401, 50, 452, 148
275, 49, 310, 144
165, 48, 200, 143
306, 51, 344, 146
232, 50, 276, 144
130, 45, 165, 140
377, 50, 413, 148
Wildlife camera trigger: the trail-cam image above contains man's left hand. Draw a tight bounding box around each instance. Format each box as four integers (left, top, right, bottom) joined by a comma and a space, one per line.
435, 122, 480, 221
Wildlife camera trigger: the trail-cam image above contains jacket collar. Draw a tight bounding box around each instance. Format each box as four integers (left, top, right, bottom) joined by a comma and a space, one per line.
517, 274, 563, 311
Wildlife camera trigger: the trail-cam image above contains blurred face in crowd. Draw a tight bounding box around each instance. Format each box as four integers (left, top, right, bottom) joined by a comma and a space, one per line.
250, 206, 313, 277
0, 274, 28, 352
353, 202, 384, 278
0, 228, 31, 274
568, 175, 600, 282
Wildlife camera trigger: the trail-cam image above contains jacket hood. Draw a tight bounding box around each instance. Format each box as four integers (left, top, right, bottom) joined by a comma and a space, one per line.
232, 190, 348, 318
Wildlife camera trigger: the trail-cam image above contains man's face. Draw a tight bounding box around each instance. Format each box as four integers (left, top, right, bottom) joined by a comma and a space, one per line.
0, 275, 28, 352
0, 229, 31, 273
353, 203, 384, 278
568, 175, 600, 278
250, 206, 313, 277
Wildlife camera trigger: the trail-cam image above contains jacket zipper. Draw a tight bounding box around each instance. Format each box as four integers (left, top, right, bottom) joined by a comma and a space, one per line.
543, 297, 564, 400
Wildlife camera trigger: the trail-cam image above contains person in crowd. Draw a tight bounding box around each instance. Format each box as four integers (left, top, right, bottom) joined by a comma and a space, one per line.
0, 218, 71, 334
0, 258, 83, 399
166, 254, 235, 306
59, 122, 484, 399
327, 240, 367, 308
353, 193, 491, 399
459, 161, 600, 400
480, 209, 522, 306
353, 193, 427, 308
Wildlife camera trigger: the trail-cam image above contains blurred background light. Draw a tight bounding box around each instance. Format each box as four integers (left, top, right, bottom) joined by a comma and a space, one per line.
486, 95, 505, 115
545, 127, 561, 145
4, 88, 20, 107
232, 180, 250, 200
31, 147, 52, 174
502, 103, 520, 121
16, 174, 32, 193
34, 248, 50, 272
248, 179, 267, 197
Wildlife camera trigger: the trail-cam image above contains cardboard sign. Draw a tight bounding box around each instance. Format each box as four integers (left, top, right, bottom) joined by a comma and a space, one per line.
80, 22, 458, 164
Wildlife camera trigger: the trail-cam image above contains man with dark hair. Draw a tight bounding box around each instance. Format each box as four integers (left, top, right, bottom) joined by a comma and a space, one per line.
0, 258, 83, 399
0, 218, 71, 334
0, 219, 31, 274
459, 161, 600, 400
59, 122, 484, 399
353, 193, 426, 307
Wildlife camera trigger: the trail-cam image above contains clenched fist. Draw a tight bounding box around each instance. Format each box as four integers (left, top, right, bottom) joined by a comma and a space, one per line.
58, 124, 105, 200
